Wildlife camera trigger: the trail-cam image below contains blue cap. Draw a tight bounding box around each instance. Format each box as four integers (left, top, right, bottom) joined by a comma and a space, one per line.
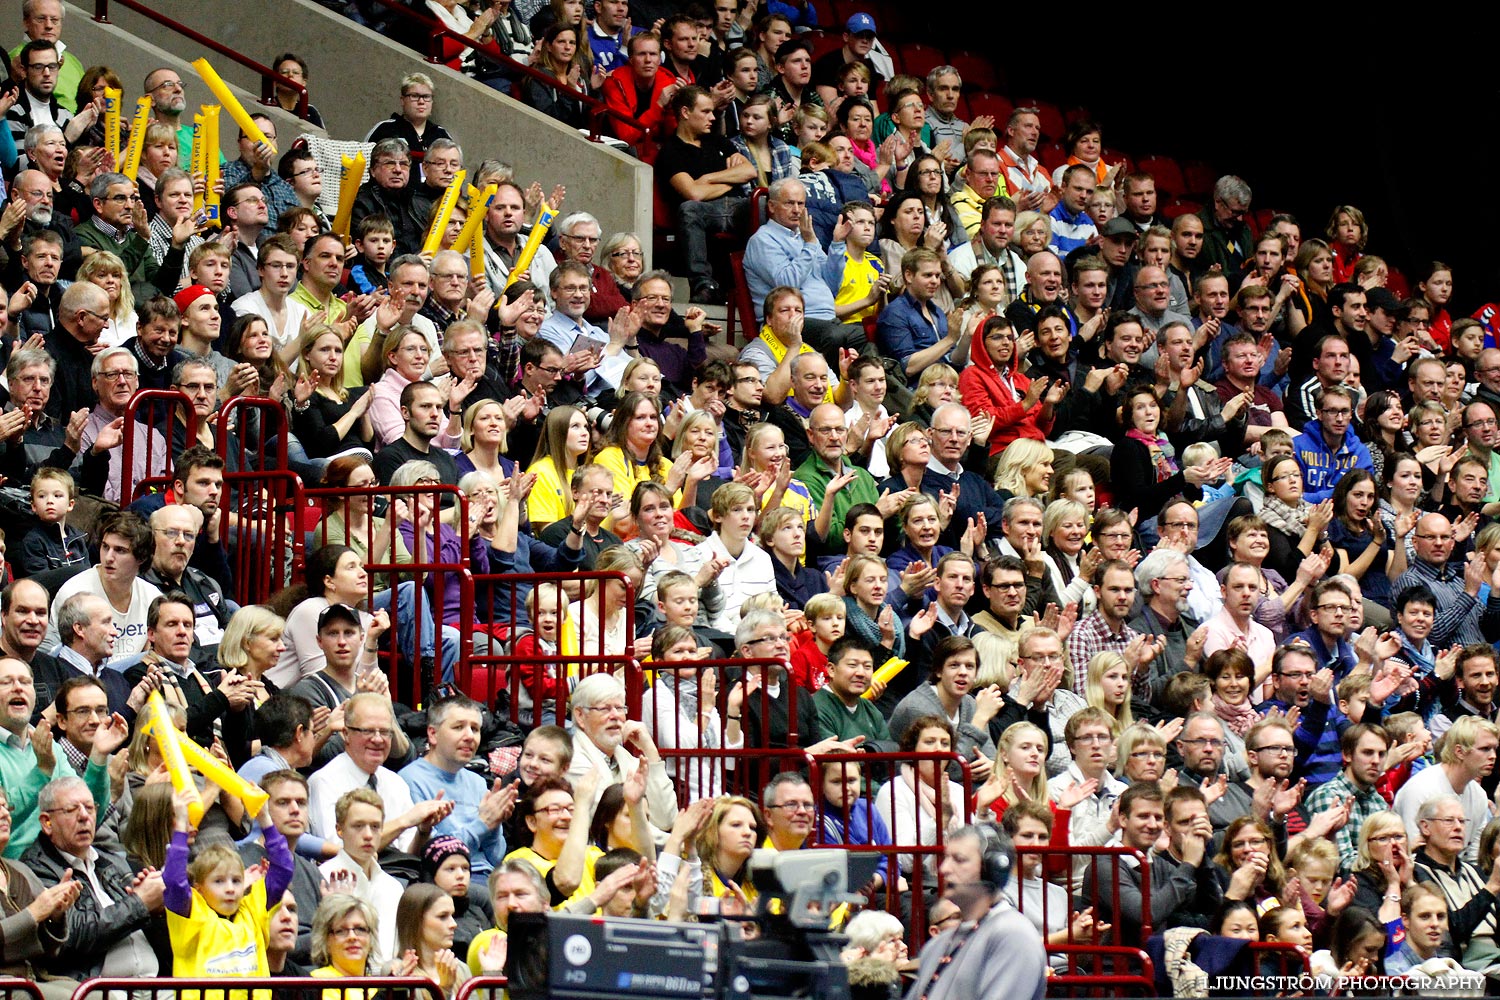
846, 12, 877, 34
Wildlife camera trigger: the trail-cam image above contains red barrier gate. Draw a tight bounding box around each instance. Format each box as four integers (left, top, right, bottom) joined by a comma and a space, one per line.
119, 387, 194, 503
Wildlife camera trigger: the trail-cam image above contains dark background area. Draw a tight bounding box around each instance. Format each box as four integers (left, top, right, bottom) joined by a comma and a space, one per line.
990, 40, 1499, 314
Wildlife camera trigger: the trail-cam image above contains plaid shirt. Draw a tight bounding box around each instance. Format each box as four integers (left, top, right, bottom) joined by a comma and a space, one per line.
1395, 558, 1499, 648
732, 135, 797, 196
1066, 612, 1140, 696
1303, 769, 1388, 869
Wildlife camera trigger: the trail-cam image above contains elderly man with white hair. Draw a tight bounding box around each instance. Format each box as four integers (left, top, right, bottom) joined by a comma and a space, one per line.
1128, 548, 1205, 701
563, 673, 677, 833
554, 211, 629, 323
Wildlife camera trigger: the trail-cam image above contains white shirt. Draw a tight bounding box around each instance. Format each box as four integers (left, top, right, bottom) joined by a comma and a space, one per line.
45, 570, 162, 661
682, 533, 775, 634
308, 752, 417, 851
1392, 763, 1489, 865
230, 290, 311, 366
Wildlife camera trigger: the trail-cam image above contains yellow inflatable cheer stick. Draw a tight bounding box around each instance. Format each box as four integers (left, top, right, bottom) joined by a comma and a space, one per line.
143, 692, 271, 819
144, 692, 205, 826
103, 88, 122, 163
121, 97, 151, 181
421, 169, 467, 255
191, 57, 276, 156
189, 113, 206, 217
450, 184, 495, 257
333, 152, 365, 242
861, 657, 909, 699
178, 733, 270, 817
503, 202, 556, 290
202, 105, 222, 224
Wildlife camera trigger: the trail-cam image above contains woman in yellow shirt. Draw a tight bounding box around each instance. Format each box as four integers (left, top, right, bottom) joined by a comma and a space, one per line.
310, 894, 379, 997
743, 422, 812, 524
525, 404, 590, 529
697, 796, 763, 901
592, 391, 696, 536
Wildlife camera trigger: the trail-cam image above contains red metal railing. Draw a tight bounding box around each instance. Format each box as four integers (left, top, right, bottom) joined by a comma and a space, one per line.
304, 482, 475, 706
361, 0, 650, 143
92, 0, 311, 118
453, 976, 507, 1000
71, 977, 441, 1000
0, 978, 40, 1000
468, 569, 638, 719
120, 387, 194, 503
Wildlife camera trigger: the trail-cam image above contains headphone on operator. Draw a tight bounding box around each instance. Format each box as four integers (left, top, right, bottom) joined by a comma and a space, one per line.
969, 821, 1013, 891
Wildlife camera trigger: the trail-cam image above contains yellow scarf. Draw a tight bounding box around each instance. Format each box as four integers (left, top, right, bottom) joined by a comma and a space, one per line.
758, 325, 838, 404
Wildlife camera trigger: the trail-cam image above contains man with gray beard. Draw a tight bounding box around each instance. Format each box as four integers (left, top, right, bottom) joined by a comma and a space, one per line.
0, 168, 79, 277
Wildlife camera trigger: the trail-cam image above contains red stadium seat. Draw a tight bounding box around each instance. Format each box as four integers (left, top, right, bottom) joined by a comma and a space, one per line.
967, 91, 1012, 126
807, 31, 844, 62
946, 50, 998, 92
1182, 159, 1216, 198
1136, 154, 1187, 200
1162, 198, 1202, 219
1010, 96, 1065, 142
1387, 265, 1411, 298
1102, 147, 1132, 176
1038, 141, 1068, 173
808, 0, 839, 28
1063, 104, 1093, 125
1249, 207, 1278, 237
896, 43, 946, 82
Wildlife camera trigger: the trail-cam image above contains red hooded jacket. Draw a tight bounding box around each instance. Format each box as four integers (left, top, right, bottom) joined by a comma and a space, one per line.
601, 65, 677, 162
957, 316, 1054, 455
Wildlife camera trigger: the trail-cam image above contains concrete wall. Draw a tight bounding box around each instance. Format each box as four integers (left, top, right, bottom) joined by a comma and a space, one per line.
64, 0, 327, 161
85, 0, 653, 245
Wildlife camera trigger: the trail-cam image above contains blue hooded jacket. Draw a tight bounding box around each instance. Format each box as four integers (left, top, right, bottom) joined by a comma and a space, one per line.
1292, 419, 1374, 502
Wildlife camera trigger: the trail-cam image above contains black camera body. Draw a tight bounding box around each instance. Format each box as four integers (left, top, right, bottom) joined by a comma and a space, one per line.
506, 849, 879, 1000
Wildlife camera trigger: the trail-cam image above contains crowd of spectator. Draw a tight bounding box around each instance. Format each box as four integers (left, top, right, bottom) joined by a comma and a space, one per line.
4, 0, 1500, 995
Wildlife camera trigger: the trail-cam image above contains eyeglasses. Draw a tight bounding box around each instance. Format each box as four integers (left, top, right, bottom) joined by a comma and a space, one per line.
414, 477, 441, 486
150, 79, 184, 92
1129, 750, 1165, 761
1315, 604, 1352, 614
990, 581, 1026, 591
26, 62, 60, 73
331, 926, 372, 938
581, 704, 627, 717
1071, 733, 1112, 745
292, 166, 322, 178
1368, 833, 1405, 844
1021, 652, 1063, 664
1467, 418, 1499, 429
43, 801, 96, 818
1158, 575, 1190, 584
1426, 815, 1469, 826
1180, 738, 1226, 750
1097, 531, 1131, 541
345, 726, 393, 740
67, 705, 111, 719
97, 369, 137, 382
1320, 408, 1352, 418
1415, 533, 1454, 542
402, 92, 434, 101
610, 249, 644, 259
534, 803, 574, 816
447, 346, 486, 358
1250, 745, 1294, 756
1270, 473, 1301, 484
768, 801, 816, 813
1160, 520, 1196, 530
746, 633, 791, 647
153, 528, 194, 541
562, 234, 600, 244
736, 375, 762, 384
809, 425, 846, 436
930, 427, 969, 438
434, 271, 467, 280
637, 294, 673, 304
534, 364, 564, 376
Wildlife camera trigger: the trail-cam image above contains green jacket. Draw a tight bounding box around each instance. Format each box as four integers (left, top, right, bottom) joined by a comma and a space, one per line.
0, 732, 111, 858
812, 686, 894, 750
795, 451, 879, 553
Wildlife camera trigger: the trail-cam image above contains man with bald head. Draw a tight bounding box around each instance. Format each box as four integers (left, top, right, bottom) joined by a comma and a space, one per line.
1005, 251, 1074, 336
1395, 513, 1500, 647
142, 504, 232, 666
744, 177, 869, 364
763, 347, 831, 468
908, 401, 1007, 550
2, 580, 60, 708
796, 401, 902, 559
43, 281, 109, 421
1, 169, 80, 274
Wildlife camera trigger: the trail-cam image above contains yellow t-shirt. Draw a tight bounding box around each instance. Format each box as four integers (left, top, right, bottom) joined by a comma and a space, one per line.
525, 456, 572, 527
467, 928, 505, 976
313, 965, 369, 1000
837, 249, 885, 324
166, 881, 273, 1000
592, 447, 681, 532
503, 844, 606, 908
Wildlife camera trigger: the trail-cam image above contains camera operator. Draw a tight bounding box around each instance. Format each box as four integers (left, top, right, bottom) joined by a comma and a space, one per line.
904, 823, 1046, 1000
